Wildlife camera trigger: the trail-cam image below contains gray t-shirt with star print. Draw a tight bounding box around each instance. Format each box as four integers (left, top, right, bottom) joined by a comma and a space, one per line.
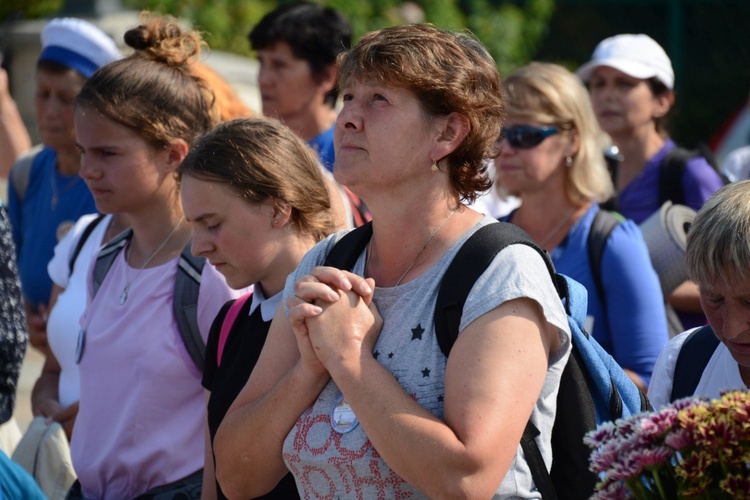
282, 216, 571, 498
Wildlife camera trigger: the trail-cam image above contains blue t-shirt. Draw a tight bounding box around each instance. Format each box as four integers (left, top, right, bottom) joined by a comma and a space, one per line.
0, 450, 45, 499
505, 205, 669, 385
308, 124, 335, 172
617, 139, 724, 225
7, 146, 97, 307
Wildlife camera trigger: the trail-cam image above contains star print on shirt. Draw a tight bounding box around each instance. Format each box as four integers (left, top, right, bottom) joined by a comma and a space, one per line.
374, 350, 380, 360
411, 324, 425, 341
421, 367, 431, 378
388, 352, 394, 359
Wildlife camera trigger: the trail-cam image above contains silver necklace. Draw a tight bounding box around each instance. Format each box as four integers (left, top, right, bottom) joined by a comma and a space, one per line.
119, 216, 184, 305
538, 207, 575, 249
367, 207, 458, 286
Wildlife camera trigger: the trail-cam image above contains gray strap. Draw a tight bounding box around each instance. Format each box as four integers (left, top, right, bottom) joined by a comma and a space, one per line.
174, 244, 206, 371
10, 144, 44, 203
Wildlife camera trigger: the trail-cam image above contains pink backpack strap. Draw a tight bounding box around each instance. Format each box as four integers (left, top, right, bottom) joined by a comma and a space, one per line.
217, 293, 252, 367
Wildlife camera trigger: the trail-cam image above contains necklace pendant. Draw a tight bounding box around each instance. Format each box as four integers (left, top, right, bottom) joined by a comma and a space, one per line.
120, 286, 129, 305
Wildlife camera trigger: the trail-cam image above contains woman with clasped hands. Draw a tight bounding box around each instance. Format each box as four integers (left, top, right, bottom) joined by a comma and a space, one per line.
214, 24, 572, 499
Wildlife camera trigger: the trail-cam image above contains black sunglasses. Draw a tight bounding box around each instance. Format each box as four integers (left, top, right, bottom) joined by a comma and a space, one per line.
501, 125, 560, 149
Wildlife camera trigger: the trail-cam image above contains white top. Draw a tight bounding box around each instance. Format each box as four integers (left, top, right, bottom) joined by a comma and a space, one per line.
467, 162, 520, 219
47, 213, 109, 408
647, 328, 747, 409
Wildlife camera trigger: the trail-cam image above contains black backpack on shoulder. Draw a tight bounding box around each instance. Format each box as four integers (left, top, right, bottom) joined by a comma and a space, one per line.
324, 221, 652, 499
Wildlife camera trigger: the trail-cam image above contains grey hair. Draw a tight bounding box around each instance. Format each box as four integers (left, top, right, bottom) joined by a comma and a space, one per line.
686, 180, 750, 288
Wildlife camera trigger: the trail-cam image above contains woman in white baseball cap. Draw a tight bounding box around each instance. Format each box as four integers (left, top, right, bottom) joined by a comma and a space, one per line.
577, 34, 724, 336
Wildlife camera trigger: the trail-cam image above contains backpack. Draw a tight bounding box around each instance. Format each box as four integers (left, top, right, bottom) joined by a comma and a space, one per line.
9, 145, 44, 203
92, 229, 207, 372
658, 145, 727, 207
669, 325, 720, 402
324, 221, 651, 499
68, 214, 107, 275
602, 144, 726, 212
217, 292, 252, 367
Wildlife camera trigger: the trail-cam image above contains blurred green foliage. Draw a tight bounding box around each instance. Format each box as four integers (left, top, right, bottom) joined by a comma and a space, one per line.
1, 0, 555, 76
1, 0, 63, 21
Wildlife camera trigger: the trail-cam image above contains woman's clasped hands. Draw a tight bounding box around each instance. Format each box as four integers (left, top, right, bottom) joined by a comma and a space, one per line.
287, 266, 382, 377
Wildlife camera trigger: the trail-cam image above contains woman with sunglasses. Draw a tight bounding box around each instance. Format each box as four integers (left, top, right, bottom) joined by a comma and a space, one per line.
497, 62, 668, 390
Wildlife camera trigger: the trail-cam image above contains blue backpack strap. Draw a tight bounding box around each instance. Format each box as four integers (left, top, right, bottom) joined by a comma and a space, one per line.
174, 244, 206, 372
669, 325, 720, 402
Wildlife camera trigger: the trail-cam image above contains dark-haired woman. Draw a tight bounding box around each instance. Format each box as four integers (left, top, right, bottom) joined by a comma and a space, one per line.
577, 33, 724, 331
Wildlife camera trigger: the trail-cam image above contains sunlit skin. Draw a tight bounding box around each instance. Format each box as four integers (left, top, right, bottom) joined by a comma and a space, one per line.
334, 81, 440, 202
181, 176, 286, 294
75, 108, 174, 217
495, 119, 571, 198
587, 66, 667, 142
257, 41, 333, 134
34, 68, 84, 163
699, 276, 750, 386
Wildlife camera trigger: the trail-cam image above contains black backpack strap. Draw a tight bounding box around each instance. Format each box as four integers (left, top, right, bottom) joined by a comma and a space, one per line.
670, 325, 720, 402
92, 228, 132, 297
324, 221, 561, 497
434, 222, 560, 499
586, 210, 621, 316
434, 222, 557, 358
322, 222, 373, 270
658, 147, 695, 206
69, 214, 107, 275
521, 421, 558, 500
174, 244, 206, 372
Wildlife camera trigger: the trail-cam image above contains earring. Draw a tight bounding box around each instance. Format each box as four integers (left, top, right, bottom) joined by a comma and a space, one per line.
565, 156, 574, 168
431, 161, 439, 174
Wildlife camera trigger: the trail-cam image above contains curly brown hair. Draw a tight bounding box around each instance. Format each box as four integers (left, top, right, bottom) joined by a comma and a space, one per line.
337, 24, 505, 204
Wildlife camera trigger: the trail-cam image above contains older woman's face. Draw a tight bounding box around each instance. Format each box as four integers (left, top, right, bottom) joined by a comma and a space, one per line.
588, 66, 662, 139
34, 67, 85, 154
333, 80, 435, 192
699, 276, 750, 382
495, 118, 570, 196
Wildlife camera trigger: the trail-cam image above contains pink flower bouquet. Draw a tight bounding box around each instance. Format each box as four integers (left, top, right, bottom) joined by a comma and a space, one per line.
585, 390, 750, 498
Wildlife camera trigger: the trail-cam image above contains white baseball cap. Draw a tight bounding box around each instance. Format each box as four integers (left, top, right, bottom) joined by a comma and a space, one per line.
39, 18, 122, 78
576, 34, 674, 90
